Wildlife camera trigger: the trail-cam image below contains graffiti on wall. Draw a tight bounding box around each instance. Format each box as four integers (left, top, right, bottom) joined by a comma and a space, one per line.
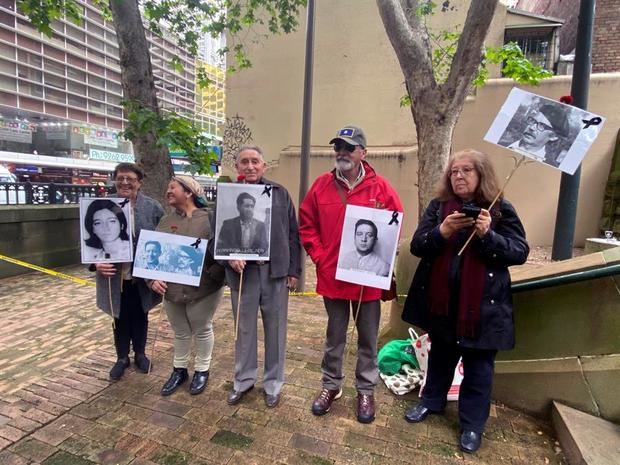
222, 115, 253, 169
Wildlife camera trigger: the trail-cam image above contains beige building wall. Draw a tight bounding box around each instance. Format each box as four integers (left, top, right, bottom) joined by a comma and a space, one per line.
226, 1, 620, 247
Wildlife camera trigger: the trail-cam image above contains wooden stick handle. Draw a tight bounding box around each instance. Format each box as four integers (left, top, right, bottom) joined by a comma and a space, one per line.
148, 307, 165, 374
343, 286, 365, 372
234, 269, 244, 342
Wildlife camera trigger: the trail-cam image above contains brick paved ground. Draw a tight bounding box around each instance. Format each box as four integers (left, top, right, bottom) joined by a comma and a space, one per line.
0, 263, 566, 464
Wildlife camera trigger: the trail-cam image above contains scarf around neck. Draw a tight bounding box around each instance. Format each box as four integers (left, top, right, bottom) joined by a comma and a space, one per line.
429, 197, 487, 338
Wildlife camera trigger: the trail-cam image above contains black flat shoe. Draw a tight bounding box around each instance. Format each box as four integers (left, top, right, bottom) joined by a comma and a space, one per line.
459, 430, 482, 453
264, 392, 281, 408
134, 353, 151, 373
189, 370, 209, 395
161, 368, 188, 396
109, 358, 130, 380
227, 385, 254, 405
404, 403, 439, 423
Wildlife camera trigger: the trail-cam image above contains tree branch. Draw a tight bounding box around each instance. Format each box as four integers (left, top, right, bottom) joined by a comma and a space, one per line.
443, 0, 498, 108
376, 0, 436, 99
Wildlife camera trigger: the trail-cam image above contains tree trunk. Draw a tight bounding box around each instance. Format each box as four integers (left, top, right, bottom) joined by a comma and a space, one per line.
412, 103, 457, 214
376, 0, 498, 218
108, 0, 173, 203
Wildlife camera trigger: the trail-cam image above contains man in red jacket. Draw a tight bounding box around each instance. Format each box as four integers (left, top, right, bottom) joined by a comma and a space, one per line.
299, 125, 403, 423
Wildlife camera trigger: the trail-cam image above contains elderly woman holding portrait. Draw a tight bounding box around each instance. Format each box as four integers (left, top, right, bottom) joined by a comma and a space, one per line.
94, 163, 164, 381
402, 149, 529, 453
150, 175, 225, 396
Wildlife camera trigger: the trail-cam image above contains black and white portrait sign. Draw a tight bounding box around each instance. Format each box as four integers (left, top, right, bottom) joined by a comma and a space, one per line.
133, 230, 207, 287
484, 87, 605, 174
214, 182, 272, 261
80, 197, 133, 264
336, 205, 403, 290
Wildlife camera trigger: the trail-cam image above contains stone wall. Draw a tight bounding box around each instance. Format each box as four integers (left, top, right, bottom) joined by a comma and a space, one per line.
0, 205, 81, 278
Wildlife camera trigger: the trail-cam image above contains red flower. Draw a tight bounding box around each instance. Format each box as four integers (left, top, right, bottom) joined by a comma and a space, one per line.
560, 95, 574, 105
237, 175, 246, 182
171, 225, 178, 232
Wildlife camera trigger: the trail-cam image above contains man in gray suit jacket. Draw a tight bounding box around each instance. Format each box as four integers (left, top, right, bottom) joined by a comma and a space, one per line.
225, 145, 301, 408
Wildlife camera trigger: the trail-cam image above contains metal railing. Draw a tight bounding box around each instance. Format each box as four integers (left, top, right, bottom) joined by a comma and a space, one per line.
0, 182, 218, 205
0, 182, 112, 205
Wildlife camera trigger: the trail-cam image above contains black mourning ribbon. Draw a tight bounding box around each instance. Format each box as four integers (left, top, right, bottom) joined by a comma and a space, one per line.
190, 238, 201, 249
582, 117, 602, 129
118, 198, 130, 207
262, 185, 272, 197
388, 211, 399, 225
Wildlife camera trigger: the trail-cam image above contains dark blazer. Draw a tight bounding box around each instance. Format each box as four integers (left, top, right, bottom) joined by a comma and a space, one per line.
217, 216, 268, 255
402, 198, 529, 350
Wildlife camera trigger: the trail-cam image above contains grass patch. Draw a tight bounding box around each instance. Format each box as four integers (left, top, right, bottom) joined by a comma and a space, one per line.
210, 430, 253, 450
42, 451, 94, 465
305, 362, 322, 373
297, 450, 334, 465
150, 449, 191, 465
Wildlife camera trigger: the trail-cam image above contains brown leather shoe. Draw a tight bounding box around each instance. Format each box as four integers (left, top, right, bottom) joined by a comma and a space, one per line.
357, 393, 375, 423
311, 388, 342, 416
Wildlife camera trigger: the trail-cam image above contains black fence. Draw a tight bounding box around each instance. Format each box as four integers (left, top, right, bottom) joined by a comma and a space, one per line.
0, 182, 218, 205
0, 182, 112, 205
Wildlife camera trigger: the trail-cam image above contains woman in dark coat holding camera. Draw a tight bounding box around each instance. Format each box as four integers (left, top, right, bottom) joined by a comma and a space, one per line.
402, 149, 529, 453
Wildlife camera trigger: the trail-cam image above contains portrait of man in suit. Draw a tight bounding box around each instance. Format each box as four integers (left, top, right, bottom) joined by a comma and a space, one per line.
217, 192, 269, 255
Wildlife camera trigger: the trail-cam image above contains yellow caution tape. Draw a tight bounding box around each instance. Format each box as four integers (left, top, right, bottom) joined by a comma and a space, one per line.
0, 253, 409, 299
0, 254, 95, 287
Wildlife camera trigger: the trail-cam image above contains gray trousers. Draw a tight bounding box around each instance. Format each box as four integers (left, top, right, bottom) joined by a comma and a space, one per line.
226, 264, 288, 396
164, 289, 223, 372
322, 297, 381, 395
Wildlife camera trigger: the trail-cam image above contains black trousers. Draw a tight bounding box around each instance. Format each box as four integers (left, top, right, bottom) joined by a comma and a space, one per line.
112, 280, 148, 359
421, 339, 497, 434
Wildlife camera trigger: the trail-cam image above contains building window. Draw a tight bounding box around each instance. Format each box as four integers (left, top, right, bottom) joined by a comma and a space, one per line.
17, 50, 41, 68
45, 72, 66, 90
0, 10, 14, 27
17, 65, 42, 82
67, 66, 86, 82
44, 58, 65, 76
88, 74, 105, 89
0, 74, 14, 91
68, 94, 87, 108
18, 80, 42, 97
67, 81, 86, 95
0, 42, 15, 60
46, 88, 66, 104
504, 28, 556, 71
88, 87, 104, 101
0, 57, 15, 75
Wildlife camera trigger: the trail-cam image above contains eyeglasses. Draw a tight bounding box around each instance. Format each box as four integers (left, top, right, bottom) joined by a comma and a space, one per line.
525, 116, 554, 132
450, 167, 476, 178
333, 141, 357, 153
115, 176, 139, 184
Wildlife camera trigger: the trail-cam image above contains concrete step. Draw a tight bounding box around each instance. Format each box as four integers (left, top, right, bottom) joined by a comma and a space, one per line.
552, 401, 620, 465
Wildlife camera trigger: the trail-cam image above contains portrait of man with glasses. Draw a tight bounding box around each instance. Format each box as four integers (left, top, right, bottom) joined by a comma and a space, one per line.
505, 103, 571, 167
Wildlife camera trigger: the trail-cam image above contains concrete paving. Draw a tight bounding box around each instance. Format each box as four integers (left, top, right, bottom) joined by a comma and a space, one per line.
0, 263, 567, 464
